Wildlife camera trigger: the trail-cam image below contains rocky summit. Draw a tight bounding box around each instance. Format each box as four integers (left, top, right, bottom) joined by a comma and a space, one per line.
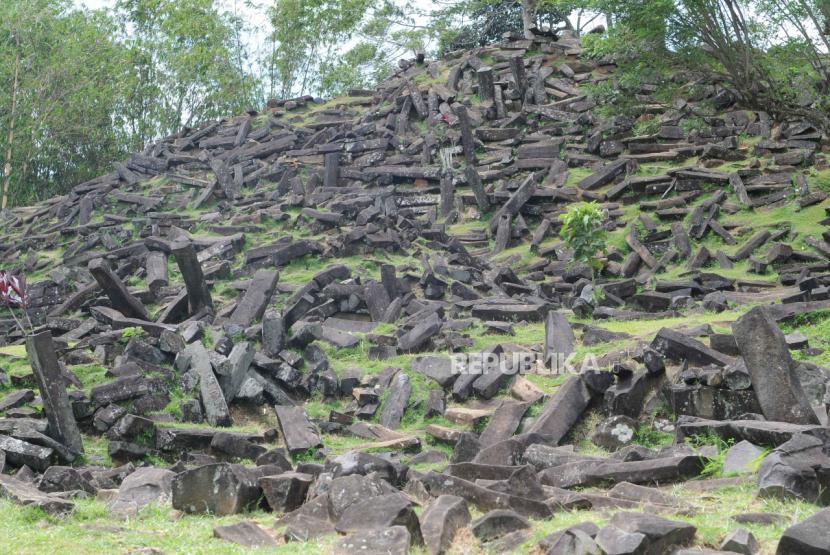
3, 29, 830, 554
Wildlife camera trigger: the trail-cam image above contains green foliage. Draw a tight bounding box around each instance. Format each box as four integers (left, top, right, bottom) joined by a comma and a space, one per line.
559, 201, 608, 273
633, 424, 673, 449
686, 432, 735, 478
120, 326, 146, 343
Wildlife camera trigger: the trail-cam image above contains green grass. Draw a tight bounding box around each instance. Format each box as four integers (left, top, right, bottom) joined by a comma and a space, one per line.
0, 498, 334, 555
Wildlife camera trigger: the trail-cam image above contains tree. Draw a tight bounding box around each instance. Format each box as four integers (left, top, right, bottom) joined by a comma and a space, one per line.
115, 0, 260, 149
559, 201, 607, 278
0, 0, 130, 208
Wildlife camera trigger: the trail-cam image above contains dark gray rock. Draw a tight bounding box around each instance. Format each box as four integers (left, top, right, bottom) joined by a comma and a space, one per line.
108, 467, 175, 517
274, 406, 322, 456
214, 521, 278, 547
335, 492, 422, 544
732, 307, 819, 424
758, 433, 830, 504
723, 440, 764, 475
592, 415, 638, 451
776, 506, 830, 554
420, 494, 471, 555
334, 526, 412, 555
171, 463, 261, 515
471, 509, 530, 542
259, 471, 313, 513
720, 528, 759, 555
0, 474, 73, 515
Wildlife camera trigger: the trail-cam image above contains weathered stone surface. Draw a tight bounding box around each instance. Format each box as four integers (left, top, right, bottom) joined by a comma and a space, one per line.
334, 492, 422, 544
380, 373, 412, 429
420, 494, 471, 555
172, 240, 214, 315
25, 330, 84, 457
88, 258, 149, 320
274, 406, 322, 456
609, 512, 696, 554
723, 440, 764, 475
527, 376, 591, 444
183, 342, 232, 427
230, 269, 279, 326
471, 509, 530, 542
0, 474, 73, 515
108, 467, 176, 516
758, 433, 830, 504
213, 521, 278, 547
0, 434, 54, 471
259, 471, 313, 513
733, 307, 819, 424
720, 528, 759, 555
334, 526, 412, 555
172, 463, 261, 515
776, 506, 830, 554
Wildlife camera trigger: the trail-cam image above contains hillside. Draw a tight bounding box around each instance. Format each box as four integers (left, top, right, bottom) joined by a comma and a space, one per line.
2, 30, 830, 554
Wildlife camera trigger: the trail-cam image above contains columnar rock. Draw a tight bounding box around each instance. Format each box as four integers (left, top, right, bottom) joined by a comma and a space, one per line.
380, 373, 412, 429
145, 251, 169, 295
259, 471, 313, 513
88, 257, 149, 320
184, 341, 232, 427
171, 240, 214, 315
544, 310, 575, 367
25, 330, 84, 457
230, 269, 279, 326
732, 306, 819, 424
274, 406, 322, 455
172, 463, 261, 515
528, 376, 591, 444
108, 467, 176, 517
420, 495, 471, 555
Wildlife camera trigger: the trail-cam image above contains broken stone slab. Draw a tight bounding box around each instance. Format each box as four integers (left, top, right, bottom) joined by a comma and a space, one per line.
527, 376, 591, 444
479, 400, 529, 447
411, 356, 458, 388
720, 528, 760, 555
651, 327, 733, 367
214, 521, 278, 548
0, 474, 73, 515
0, 434, 54, 471
183, 341, 232, 427
88, 257, 150, 320
776, 506, 830, 554
216, 340, 254, 404
334, 526, 412, 555
172, 463, 261, 515
171, 240, 214, 315
419, 470, 551, 518
758, 433, 830, 504
25, 330, 84, 457
274, 405, 322, 456
674, 417, 828, 447
608, 511, 696, 554
335, 492, 423, 544
541, 455, 706, 488
733, 306, 819, 425
379, 373, 412, 430
230, 269, 279, 326
578, 159, 628, 190
723, 440, 764, 475
90, 306, 176, 337
471, 509, 530, 542
544, 310, 575, 364
108, 467, 175, 517
259, 471, 313, 513
420, 494, 471, 555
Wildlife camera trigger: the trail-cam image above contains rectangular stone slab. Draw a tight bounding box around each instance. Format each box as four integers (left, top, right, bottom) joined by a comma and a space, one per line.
88, 257, 149, 320
527, 376, 591, 444
26, 330, 84, 457
230, 269, 279, 326
732, 306, 819, 424
274, 406, 322, 456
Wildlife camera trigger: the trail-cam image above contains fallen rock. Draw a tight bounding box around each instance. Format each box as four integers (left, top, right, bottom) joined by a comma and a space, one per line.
171, 463, 261, 515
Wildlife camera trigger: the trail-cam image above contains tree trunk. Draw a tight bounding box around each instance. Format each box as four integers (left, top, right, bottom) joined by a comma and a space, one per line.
521, 0, 537, 39
2, 41, 21, 211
